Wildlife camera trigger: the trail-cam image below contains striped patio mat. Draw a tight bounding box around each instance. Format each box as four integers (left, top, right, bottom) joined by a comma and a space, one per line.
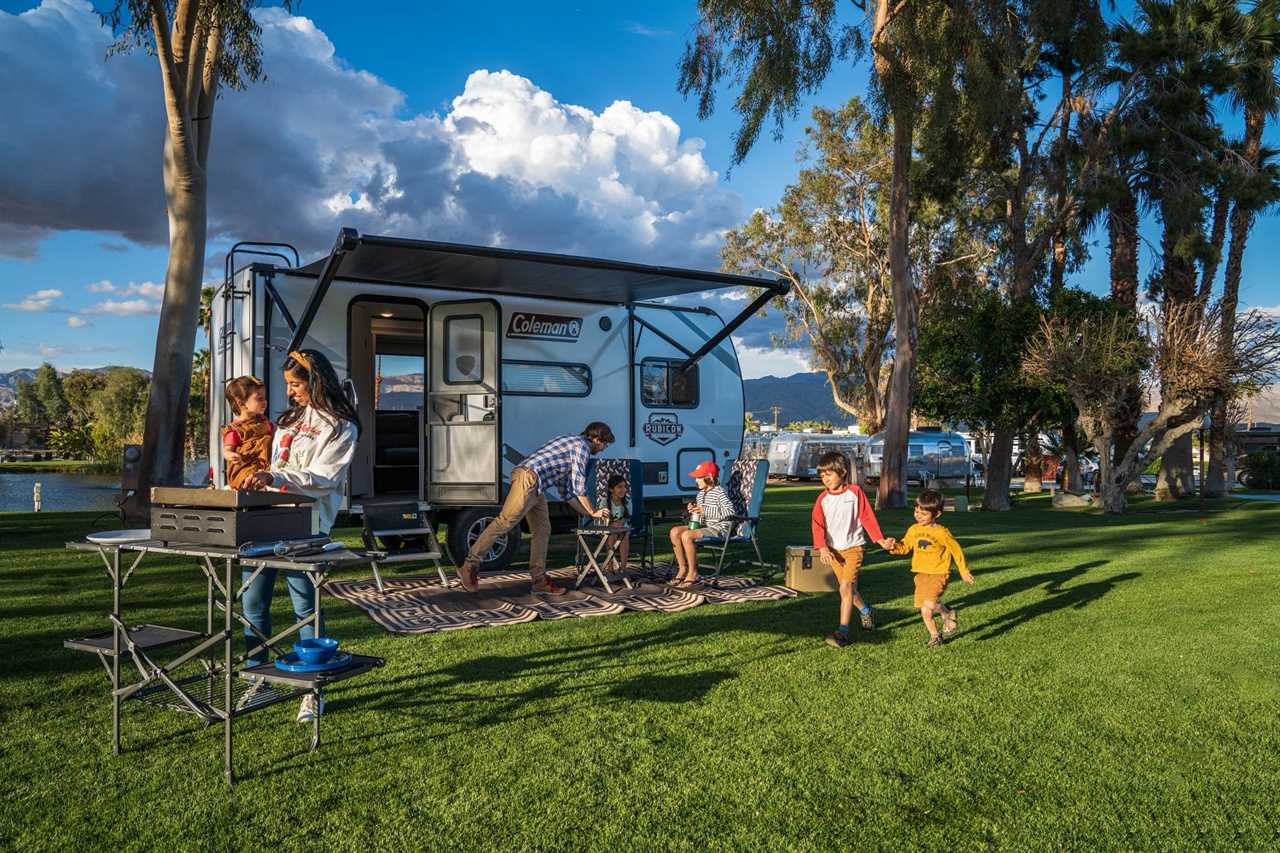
324, 566, 794, 634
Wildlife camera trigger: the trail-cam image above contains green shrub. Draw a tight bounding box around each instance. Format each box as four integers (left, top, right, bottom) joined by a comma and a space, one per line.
1241, 450, 1280, 490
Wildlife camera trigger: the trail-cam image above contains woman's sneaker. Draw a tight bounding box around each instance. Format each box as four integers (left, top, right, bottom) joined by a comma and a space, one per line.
297, 692, 325, 722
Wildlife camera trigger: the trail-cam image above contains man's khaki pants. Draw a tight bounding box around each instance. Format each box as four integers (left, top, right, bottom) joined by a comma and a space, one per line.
465, 466, 551, 584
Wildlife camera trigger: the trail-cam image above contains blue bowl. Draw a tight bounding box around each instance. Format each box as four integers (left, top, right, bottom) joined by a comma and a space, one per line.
293, 637, 339, 664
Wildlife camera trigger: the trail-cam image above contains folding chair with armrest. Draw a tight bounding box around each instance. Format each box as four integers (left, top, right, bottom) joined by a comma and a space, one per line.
572, 458, 654, 592
693, 458, 774, 585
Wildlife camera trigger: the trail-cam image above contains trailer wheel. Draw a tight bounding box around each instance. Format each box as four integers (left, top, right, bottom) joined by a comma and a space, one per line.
446, 507, 518, 573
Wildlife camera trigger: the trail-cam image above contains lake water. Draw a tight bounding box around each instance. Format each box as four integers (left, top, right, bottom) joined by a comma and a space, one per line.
0, 460, 210, 513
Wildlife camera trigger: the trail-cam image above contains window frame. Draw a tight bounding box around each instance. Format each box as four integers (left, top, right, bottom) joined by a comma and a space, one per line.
442, 313, 485, 386
639, 357, 700, 410
500, 359, 593, 398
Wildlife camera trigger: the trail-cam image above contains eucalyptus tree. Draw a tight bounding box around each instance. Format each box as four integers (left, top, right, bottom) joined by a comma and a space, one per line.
679, 0, 970, 508
100, 0, 291, 512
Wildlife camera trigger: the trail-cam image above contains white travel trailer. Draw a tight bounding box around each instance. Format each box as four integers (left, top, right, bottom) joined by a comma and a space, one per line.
209, 230, 786, 570
765, 432, 870, 480
866, 428, 973, 483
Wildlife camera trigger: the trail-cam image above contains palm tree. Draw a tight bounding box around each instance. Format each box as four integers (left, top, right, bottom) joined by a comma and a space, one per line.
1206, 0, 1280, 495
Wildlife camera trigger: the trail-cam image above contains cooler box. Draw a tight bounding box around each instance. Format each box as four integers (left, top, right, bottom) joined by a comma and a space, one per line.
784, 545, 838, 593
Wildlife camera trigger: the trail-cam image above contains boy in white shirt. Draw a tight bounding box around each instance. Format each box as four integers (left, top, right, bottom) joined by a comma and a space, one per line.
810, 451, 894, 648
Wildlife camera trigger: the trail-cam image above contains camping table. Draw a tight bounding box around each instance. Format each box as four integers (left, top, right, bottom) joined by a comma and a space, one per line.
572, 524, 634, 594
63, 539, 383, 785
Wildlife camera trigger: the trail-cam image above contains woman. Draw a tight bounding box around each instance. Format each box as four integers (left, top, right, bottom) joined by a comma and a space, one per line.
241, 349, 360, 722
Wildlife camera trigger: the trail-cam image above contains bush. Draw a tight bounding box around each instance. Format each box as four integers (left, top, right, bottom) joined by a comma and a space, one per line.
1240, 450, 1280, 490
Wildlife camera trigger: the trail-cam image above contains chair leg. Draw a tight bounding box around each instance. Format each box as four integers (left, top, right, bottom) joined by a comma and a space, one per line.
750, 536, 771, 582
370, 561, 386, 594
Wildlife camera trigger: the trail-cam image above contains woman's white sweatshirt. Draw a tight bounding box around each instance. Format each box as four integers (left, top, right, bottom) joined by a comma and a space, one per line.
268, 406, 358, 534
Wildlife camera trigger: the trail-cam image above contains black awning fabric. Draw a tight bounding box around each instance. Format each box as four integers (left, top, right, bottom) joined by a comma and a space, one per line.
293, 233, 783, 304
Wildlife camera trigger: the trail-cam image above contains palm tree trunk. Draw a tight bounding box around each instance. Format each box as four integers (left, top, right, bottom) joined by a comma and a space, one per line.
1023, 429, 1043, 493
876, 105, 915, 510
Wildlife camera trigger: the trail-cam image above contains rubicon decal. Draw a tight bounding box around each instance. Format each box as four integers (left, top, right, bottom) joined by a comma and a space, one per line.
643, 412, 684, 445
506, 312, 582, 341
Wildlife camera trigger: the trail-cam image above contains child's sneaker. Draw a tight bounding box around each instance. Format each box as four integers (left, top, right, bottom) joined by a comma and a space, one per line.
859, 610, 876, 631
925, 635, 944, 648
824, 631, 851, 649
941, 610, 959, 638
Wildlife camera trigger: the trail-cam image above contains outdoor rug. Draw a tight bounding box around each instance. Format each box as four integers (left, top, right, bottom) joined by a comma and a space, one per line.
325, 564, 796, 635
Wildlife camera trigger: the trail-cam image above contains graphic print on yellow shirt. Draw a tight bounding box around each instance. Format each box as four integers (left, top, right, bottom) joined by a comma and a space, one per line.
888, 522, 969, 576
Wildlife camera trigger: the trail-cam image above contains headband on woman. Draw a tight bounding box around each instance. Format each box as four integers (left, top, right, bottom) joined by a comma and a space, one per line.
287, 350, 312, 372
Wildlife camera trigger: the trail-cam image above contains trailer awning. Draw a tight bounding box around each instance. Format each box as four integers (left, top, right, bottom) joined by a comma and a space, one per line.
286, 228, 789, 358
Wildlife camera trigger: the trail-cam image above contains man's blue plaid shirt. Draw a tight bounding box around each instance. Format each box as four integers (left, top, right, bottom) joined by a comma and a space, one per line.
521, 434, 592, 499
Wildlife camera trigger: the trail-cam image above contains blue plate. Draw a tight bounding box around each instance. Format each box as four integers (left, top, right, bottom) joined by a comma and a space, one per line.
273, 651, 353, 673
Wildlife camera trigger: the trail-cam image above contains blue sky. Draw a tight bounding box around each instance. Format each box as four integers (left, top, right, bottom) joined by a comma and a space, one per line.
1, 0, 1277, 379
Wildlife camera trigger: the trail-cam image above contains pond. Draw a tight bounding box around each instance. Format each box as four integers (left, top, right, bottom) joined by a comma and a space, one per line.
0, 460, 210, 513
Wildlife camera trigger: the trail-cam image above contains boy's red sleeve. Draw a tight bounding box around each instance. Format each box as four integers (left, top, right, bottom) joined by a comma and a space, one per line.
853, 486, 884, 543
811, 493, 828, 550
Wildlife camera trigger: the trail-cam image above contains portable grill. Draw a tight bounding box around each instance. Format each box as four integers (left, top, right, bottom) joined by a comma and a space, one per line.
150, 487, 315, 547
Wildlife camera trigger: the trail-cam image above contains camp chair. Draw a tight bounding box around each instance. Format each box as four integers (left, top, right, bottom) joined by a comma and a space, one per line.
572, 458, 653, 592
361, 502, 448, 593
693, 458, 773, 585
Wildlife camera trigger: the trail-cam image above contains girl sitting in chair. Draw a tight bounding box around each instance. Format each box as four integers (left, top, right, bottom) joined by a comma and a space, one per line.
668, 461, 734, 587
601, 474, 632, 570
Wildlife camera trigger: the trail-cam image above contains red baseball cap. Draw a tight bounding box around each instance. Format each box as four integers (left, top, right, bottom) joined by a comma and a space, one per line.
688, 460, 719, 480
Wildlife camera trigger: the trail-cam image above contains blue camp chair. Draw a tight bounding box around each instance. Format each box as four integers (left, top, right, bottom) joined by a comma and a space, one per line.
573, 459, 655, 587
694, 458, 773, 584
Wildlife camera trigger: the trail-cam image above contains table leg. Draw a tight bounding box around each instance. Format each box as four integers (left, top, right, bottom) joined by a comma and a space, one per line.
111, 547, 121, 756
224, 556, 234, 786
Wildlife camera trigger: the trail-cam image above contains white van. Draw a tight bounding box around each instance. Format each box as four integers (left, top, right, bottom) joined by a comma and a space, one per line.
208, 230, 785, 570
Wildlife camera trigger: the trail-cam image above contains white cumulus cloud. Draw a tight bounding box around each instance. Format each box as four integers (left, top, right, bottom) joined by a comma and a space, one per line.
3, 288, 63, 311
86, 298, 160, 316
0, 2, 744, 272
66, 316, 88, 327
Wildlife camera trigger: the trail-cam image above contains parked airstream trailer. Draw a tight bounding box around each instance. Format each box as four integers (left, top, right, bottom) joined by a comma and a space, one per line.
741, 433, 773, 461
766, 432, 868, 480
866, 429, 972, 483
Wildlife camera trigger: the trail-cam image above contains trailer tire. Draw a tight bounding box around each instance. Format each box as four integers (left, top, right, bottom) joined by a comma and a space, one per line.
446, 507, 518, 573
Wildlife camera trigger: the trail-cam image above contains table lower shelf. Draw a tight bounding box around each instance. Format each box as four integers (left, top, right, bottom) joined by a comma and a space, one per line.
64, 624, 205, 656
240, 654, 384, 688
131, 670, 302, 719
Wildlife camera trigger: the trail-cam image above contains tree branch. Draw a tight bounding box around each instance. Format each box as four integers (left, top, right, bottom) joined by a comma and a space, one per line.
147, 0, 198, 175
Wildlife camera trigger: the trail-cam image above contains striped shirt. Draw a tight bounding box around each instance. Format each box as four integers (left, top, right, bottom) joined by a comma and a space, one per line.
696, 485, 736, 537
520, 434, 592, 499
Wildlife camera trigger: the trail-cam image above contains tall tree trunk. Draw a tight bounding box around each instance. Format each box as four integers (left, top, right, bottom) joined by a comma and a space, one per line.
1156, 195, 1199, 500
1108, 186, 1141, 468
876, 106, 916, 510
1061, 419, 1082, 493
1206, 107, 1264, 497
983, 428, 1015, 511
1049, 67, 1072, 298
1022, 430, 1043, 493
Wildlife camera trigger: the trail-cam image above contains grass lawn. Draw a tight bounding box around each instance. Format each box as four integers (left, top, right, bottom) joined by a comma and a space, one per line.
2, 485, 1278, 850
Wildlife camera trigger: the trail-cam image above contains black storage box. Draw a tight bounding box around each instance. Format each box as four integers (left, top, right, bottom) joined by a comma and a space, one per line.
150, 487, 315, 547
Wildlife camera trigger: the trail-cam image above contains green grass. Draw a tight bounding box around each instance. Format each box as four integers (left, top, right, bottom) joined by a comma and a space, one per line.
0, 460, 115, 473
2, 486, 1278, 850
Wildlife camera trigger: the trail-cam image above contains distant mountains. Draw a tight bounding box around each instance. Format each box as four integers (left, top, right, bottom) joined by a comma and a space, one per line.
743, 372, 857, 427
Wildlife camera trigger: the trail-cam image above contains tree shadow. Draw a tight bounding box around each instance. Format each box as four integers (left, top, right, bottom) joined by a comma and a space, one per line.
960, 560, 1140, 640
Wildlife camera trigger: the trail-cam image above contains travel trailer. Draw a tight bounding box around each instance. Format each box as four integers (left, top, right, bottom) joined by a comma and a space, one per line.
209, 230, 786, 570
765, 432, 869, 480
741, 433, 773, 461
865, 429, 973, 483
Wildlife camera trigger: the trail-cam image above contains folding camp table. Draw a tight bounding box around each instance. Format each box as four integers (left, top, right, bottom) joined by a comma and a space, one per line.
572, 524, 634, 594
64, 539, 383, 786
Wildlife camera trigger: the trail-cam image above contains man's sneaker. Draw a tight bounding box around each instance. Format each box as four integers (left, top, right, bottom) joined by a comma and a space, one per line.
941, 610, 959, 638
531, 579, 568, 596
859, 610, 876, 631
926, 635, 944, 648
824, 631, 851, 649
456, 561, 480, 593
297, 692, 325, 723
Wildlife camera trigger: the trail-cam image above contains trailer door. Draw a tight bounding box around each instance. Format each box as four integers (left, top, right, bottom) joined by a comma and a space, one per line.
427, 300, 501, 505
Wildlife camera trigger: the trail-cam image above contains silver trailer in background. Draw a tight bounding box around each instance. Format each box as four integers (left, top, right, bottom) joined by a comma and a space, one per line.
741, 433, 772, 461
766, 432, 868, 480
866, 429, 972, 483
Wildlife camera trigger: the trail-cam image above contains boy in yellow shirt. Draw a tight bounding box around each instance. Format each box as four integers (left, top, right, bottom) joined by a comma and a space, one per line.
887, 490, 974, 647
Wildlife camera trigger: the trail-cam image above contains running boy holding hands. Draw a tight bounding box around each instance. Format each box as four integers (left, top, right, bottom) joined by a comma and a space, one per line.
887, 489, 975, 647
811, 452, 894, 648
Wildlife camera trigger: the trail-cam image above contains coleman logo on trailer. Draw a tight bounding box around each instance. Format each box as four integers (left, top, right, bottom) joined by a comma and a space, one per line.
506, 312, 582, 341
643, 413, 684, 446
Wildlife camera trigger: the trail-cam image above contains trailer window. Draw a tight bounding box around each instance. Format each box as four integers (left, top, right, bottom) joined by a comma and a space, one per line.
502, 361, 591, 396
640, 359, 699, 409
444, 315, 484, 384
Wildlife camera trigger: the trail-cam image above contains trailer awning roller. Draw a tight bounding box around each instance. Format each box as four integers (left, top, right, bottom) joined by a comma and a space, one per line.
286, 228, 789, 358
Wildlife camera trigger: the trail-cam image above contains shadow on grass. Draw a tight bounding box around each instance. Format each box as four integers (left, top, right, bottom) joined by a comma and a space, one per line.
959, 560, 1140, 640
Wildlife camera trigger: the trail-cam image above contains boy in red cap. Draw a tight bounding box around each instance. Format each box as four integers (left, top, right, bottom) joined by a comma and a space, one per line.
811, 451, 894, 648
667, 460, 734, 587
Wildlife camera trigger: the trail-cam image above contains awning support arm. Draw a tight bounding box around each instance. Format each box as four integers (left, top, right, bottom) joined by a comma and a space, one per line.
632, 315, 695, 358
678, 281, 788, 372
286, 227, 359, 353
